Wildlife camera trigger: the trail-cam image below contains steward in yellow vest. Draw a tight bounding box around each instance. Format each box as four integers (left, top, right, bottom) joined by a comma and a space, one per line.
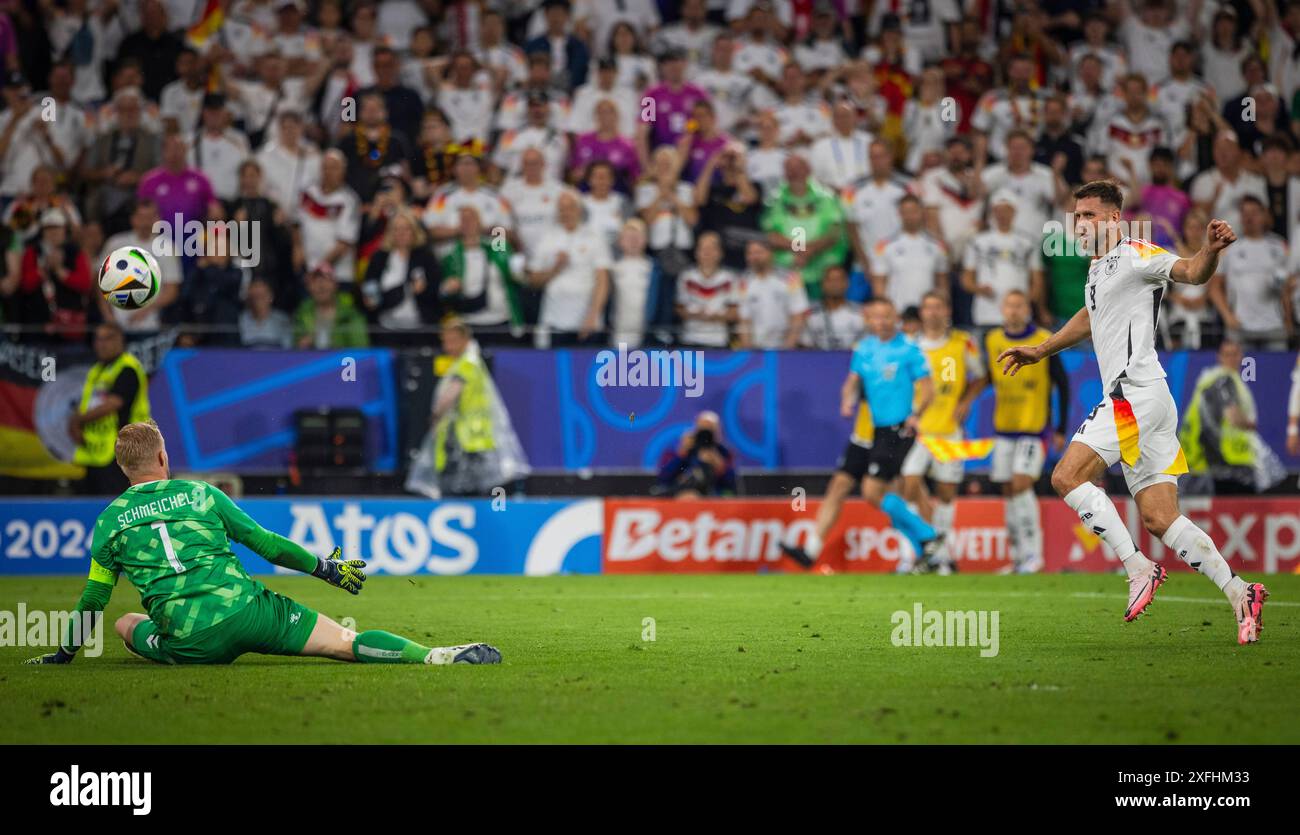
71, 323, 151, 494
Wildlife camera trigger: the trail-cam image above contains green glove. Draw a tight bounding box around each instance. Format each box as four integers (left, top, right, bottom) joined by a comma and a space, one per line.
311, 547, 367, 594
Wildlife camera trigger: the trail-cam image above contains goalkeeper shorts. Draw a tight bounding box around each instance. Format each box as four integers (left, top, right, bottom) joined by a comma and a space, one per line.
129, 589, 319, 665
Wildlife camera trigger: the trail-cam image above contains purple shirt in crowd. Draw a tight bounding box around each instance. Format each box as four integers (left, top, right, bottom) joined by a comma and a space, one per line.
571, 132, 641, 188
137, 167, 216, 228
643, 82, 709, 147
0, 14, 16, 70
683, 133, 731, 182
1137, 184, 1190, 250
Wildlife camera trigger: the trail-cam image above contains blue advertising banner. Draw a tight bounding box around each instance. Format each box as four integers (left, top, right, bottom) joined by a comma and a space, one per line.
491, 348, 1300, 471
0, 498, 603, 576
149, 349, 400, 473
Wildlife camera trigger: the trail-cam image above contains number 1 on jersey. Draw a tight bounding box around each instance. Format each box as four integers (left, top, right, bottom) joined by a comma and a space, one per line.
151, 521, 185, 573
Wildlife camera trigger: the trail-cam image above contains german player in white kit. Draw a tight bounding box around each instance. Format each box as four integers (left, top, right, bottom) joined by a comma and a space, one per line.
997, 180, 1270, 645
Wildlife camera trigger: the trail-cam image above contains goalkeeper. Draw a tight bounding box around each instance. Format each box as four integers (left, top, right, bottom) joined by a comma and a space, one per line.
25, 421, 500, 666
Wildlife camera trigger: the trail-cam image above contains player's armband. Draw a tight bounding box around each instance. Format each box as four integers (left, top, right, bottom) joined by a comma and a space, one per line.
87, 558, 117, 586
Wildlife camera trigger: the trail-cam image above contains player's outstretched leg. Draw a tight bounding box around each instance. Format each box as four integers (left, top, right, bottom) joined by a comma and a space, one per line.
1136, 484, 1269, 645
302, 614, 501, 664
1052, 444, 1165, 621
781, 471, 854, 569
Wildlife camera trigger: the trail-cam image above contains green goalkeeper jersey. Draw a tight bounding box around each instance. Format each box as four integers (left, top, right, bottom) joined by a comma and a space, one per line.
89, 480, 300, 639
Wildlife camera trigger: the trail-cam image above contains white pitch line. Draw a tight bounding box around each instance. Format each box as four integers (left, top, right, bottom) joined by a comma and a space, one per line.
1071, 592, 1300, 607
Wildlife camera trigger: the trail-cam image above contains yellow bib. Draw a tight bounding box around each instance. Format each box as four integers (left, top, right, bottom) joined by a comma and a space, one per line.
918, 330, 976, 436
985, 326, 1051, 435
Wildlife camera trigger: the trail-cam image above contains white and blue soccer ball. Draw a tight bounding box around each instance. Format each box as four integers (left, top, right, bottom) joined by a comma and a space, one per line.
97, 245, 161, 310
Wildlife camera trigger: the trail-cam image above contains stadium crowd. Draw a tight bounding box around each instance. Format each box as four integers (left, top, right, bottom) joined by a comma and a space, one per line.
4, 0, 1300, 351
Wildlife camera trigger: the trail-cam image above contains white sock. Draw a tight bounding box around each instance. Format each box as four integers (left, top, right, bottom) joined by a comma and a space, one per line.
1011, 490, 1041, 564
932, 501, 955, 536
1161, 515, 1246, 600
1003, 491, 1024, 563
932, 501, 956, 563
805, 531, 823, 560
1063, 482, 1145, 576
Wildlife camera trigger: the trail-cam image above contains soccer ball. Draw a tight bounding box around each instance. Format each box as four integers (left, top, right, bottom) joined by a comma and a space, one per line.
98, 246, 161, 310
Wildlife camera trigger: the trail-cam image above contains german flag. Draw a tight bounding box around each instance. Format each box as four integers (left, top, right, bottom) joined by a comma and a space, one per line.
0, 345, 85, 479
919, 436, 995, 463
186, 0, 225, 48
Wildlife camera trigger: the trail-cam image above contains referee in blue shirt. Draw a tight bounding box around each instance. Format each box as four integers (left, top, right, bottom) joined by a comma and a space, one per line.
783, 298, 943, 572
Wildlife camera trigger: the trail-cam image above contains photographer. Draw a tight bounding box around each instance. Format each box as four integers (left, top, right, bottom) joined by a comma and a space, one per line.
655, 411, 737, 498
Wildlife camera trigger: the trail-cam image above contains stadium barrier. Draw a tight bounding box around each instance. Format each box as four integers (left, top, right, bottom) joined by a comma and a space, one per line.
6, 342, 1300, 478
3, 496, 1298, 576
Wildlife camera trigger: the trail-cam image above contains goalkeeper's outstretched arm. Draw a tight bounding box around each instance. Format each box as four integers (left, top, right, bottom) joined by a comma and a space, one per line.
211, 487, 366, 593
25, 549, 119, 664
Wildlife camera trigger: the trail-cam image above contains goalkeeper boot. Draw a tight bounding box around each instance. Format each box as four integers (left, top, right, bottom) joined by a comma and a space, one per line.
424, 643, 503, 665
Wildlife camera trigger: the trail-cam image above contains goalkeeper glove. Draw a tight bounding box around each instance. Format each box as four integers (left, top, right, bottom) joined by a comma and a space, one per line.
24, 648, 75, 665
312, 547, 367, 594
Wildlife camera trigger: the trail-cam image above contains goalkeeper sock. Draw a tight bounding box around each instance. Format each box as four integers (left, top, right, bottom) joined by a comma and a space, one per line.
1161, 515, 1246, 601
1063, 482, 1145, 577
352, 630, 436, 664
881, 492, 937, 555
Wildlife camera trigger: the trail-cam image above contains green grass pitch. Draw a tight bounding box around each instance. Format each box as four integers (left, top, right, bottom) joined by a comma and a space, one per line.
2, 573, 1297, 744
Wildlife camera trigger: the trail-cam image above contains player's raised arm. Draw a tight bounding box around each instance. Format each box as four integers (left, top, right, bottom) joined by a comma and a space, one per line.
209, 486, 367, 595
1171, 219, 1237, 285
998, 305, 1091, 376
25, 520, 121, 664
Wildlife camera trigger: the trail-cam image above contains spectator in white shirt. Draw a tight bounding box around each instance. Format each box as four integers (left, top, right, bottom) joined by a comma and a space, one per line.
980, 129, 1065, 243
158, 46, 207, 134
293, 149, 361, 285
870, 194, 950, 312
256, 110, 320, 214
960, 191, 1046, 329
902, 67, 958, 175
1189, 131, 1268, 231
582, 161, 629, 255
188, 93, 251, 202
677, 231, 738, 348
802, 264, 865, 350
809, 101, 872, 191
609, 218, 656, 348
526, 189, 612, 347
1208, 195, 1293, 350
739, 239, 809, 349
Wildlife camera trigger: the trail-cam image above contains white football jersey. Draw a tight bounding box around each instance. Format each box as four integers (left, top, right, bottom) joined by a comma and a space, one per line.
1086, 238, 1180, 392
962, 229, 1041, 327
871, 232, 950, 312
1219, 234, 1290, 333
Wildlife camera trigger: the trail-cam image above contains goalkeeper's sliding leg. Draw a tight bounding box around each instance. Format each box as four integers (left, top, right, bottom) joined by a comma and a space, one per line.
113, 602, 501, 666
300, 614, 502, 665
